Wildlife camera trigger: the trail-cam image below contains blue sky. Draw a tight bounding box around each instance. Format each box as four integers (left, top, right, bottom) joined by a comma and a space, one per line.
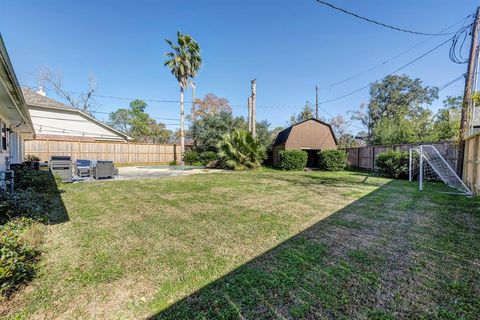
1, 0, 477, 133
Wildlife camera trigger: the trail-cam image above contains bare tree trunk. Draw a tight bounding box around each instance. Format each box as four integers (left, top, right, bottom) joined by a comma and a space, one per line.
180, 85, 185, 165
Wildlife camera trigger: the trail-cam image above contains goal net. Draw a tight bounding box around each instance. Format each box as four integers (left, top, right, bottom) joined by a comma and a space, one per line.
409, 145, 471, 196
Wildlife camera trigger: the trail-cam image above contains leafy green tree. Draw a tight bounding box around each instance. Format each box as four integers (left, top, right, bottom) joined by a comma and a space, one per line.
371, 116, 416, 145
217, 129, 266, 170
164, 31, 202, 164
368, 74, 438, 125
431, 96, 462, 142
108, 108, 130, 133
190, 111, 245, 152
129, 99, 151, 140
107, 99, 171, 143
290, 101, 316, 125
352, 74, 439, 145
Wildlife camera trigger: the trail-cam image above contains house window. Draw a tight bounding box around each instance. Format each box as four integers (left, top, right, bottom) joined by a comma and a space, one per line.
1, 122, 7, 151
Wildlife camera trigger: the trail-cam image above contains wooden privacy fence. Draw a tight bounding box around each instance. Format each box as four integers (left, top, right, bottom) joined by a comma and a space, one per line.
463, 132, 480, 195
344, 141, 458, 172
24, 139, 181, 164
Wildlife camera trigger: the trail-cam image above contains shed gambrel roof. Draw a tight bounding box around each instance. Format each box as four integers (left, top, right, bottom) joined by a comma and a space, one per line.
22, 87, 131, 141
273, 118, 338, 146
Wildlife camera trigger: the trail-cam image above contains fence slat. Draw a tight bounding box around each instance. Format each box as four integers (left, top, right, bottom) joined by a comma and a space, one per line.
463, 133, 480, 195
344, 142, 458, 172
24, 139, 180, 164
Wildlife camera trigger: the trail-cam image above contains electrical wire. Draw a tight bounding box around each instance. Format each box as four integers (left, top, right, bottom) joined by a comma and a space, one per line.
319, 35, 457, 105
314, 0, 460, 36
438, 73, 466, 91
320, 13, 475, 89
449, 19, 472, 64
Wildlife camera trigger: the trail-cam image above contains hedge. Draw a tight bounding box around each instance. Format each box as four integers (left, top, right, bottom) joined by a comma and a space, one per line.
277, 150, 307, 171
375, 150, 409, 179
318, 150, 347, 171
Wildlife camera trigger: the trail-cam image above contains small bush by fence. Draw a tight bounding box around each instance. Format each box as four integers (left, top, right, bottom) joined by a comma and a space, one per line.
343, 141, 458, 172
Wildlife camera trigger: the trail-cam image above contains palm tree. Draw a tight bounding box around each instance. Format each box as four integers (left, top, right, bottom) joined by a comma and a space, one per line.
164, 31, 202, 164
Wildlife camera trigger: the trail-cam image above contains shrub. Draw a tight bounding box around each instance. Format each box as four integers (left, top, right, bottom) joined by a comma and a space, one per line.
24, 154, 40, 162
217, 129, 266, 170
318, 150, 347, 171
277, 150, 307, 171
375, 150, 409, 179
200, 151, 218, 166
13, 167, 59, 194
184, 150, 218, 166
168, 160, 177, 166
0, 218, 39, 297
183, 150, 201, 166
0, 190, 50, 224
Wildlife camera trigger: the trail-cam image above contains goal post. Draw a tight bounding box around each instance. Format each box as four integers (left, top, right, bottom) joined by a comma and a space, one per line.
409, 145, 471, 196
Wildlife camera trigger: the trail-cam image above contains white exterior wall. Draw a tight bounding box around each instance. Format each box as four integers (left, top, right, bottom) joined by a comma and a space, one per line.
0, 117, 11, 171
29, 108, 125, 140
10, 131, 24, 164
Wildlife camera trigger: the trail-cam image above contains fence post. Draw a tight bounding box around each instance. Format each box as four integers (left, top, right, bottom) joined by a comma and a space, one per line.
419, 146, 423, 191
371, 146, 375, 172
409, 148, 412, 182
472, 136, 479, 194
356, 148, 359, 167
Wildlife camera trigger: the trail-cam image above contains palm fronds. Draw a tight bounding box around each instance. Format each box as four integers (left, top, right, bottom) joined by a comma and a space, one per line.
217, 129, 266, 170
164, 31, 202, 87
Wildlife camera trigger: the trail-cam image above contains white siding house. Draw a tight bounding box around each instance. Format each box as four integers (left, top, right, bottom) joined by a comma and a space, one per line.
22, 88, 130, 142
0, 35, 34, 171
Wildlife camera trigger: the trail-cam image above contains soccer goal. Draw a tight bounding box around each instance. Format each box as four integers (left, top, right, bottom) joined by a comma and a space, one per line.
409, 145, 471, 196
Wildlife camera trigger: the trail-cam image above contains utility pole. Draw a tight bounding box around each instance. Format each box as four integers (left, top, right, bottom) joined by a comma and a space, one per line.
251, 79, 256, 137
248, 96, 252, 133
458, 7, 480, 176
315, 86, 319, 120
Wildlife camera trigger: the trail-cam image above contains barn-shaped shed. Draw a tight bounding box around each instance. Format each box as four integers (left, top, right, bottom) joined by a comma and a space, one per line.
272, 118, 337, 167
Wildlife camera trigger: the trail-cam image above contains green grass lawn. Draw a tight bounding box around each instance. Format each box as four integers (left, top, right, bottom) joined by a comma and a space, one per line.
2, 170, 480, 319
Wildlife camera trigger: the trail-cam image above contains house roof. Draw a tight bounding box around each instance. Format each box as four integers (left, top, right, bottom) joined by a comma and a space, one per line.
273, 118, 338, 146
22, 87, 132, 141
22, 87, 74, 110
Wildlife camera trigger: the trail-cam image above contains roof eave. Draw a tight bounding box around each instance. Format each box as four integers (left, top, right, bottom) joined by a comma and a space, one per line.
0, 34, 35, 137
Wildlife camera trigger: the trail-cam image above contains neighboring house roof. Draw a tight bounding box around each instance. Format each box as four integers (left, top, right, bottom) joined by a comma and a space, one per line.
0, 35, 34, 137
273, 118, 338, 146
22, 87, 132, 141
22, 87, 75, 110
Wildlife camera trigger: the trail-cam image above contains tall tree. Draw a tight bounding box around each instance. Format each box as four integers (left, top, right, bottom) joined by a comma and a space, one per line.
190, 111, 244, 152
37, 67, 96, 115
351, 74, 439, 145
329, 115, 353, 147
289, 101, 316, 125
107, 99, 172, 143
431, 96, 462, 142
190, 93, 232, 121
164, 31, 202, 164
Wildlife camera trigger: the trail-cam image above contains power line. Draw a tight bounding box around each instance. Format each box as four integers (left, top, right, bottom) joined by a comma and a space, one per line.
319, 35, 457, 105
314, 0, 460, 36
89, 110, 182, 121
320, 13, 474, 89
21, 84, 193, 104
438, 73, 466, 91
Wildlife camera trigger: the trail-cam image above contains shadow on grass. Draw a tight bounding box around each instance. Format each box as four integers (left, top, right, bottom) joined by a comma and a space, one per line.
146, 180, 393, 319
12, 167, 69, 224
148, 176, 480, 319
